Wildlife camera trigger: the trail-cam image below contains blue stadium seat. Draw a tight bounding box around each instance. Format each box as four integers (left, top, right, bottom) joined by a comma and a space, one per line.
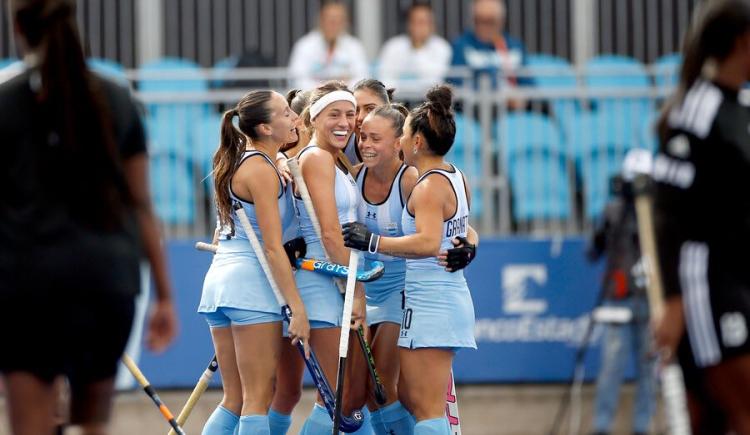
500, 113, 571, 221
149, 149, 195, 225
446, 114, 483, 216
526, 54, 579, 121
87, 58, 127, 83
584, 55, 653, 151
639, 110, 660, 153
139, 58, 209, 157
654, 53, 681, 89
211, 56, 238, 88
0, 58, 20, 70
566, 111, 639, 219
193, 113, 222, 180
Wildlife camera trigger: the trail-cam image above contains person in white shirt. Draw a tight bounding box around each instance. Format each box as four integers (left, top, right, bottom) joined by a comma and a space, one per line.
377, 3, 452, 95
288, 0, 369, 90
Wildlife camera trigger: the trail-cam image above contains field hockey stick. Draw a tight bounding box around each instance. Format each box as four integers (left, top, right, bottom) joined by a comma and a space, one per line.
167, 355, 219, 435
445, 369, 462, 435
632, 174, 691, 435
288, 158, 388, 405
332, 250, 360, 434
195, 240, 385, 282
122, 354, 186, 435
233, 202, 364, 432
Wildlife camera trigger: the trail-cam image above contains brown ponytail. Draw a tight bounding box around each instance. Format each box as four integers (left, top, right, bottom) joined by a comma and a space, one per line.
212, 91, 274, 231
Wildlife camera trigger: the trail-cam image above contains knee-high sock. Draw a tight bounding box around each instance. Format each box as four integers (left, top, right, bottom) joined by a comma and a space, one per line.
300, 403, 332, 435
349, 406, 374, 434
268, 408, 292, 435
202, 405, 240, 435
370, 401, 415, 435
414, 417, 450, 435
237, 414, 270, 435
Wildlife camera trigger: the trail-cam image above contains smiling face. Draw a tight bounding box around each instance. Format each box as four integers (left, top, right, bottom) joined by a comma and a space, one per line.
263, 92, 299, 145
312, 99, 356, 150
358, 114, 402, 169
354, 88, 386, 136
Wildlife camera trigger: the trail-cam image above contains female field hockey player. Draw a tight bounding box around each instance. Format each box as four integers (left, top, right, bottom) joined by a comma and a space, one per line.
198, 91, 311, 435
0, 0, 177, 434
654, 1, 750, 433
279, 81, 372, 435
344, 85, 477, 435
265, 89, 311, 435
342, 79, 395, 165
355, 99, 477, 435
355, 104, 419, 434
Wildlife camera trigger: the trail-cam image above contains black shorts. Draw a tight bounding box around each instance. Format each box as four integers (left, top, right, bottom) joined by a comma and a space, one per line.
0, 290, 135, 388
679, 251, 750, 369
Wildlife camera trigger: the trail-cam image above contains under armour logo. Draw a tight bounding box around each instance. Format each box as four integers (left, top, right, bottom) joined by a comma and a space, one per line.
366, 211, 377, 219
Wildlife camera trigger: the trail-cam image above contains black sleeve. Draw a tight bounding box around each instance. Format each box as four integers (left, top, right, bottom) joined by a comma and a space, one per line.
653, 131, 701, 297
119, 95, 147, 159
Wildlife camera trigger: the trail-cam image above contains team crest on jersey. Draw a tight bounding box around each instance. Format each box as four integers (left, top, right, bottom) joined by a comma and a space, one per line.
384, 222, 400, 237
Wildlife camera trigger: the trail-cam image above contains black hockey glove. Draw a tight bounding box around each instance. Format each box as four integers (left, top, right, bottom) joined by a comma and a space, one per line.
342, 222, 380, 253
283, 237, 307, 268
445, 236, 476, 272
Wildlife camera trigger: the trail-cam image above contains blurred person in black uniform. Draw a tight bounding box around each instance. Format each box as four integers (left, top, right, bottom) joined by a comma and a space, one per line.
653, 1, 750, 434
588, 150, 656, 435
0, 1, 178, 434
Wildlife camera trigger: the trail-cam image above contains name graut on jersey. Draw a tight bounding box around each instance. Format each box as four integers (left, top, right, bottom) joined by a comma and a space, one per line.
446, 214, 469, 238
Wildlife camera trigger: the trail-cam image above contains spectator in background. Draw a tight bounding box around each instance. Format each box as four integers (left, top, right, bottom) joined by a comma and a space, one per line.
586, 149, 656, 435
377, 2, 452, 95
450, 0, 532, 108
288, 0, 369, 90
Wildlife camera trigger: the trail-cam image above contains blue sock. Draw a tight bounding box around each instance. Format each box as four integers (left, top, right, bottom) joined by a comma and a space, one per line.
350, 407, 374, 434
414, 417, 450, 435
268, 408, 292, 435
202, 405, 239, 435
370, 401, 415, 435
300, 403, 332, 435
238, 414, 270, 435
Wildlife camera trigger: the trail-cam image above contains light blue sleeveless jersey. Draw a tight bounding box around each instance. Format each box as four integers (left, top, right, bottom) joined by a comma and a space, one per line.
293, 144, 359, 327
398, 165, 477, 350
356, 165, 408, 325
199, 151, 296, 315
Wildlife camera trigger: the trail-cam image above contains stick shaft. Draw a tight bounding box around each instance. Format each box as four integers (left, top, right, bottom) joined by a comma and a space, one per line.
445, 369, 462, 435
633, 177, 691, 435
122, 354, 186, 435
168, 355, 218, 435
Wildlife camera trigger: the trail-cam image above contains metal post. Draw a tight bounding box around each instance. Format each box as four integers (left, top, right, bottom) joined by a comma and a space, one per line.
136, 0, 163, 67
572, 0, 596, 68
355, 0, 383, 61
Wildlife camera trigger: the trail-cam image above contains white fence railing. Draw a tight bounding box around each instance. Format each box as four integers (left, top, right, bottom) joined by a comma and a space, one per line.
113, 66, 692, 238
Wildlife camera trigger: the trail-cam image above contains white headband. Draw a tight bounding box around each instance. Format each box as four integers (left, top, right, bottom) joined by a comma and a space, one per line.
309, 90, 357, 120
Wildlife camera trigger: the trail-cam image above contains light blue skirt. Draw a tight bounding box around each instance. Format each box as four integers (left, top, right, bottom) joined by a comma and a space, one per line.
294, 241, 343, 328
198, 239, 281, 316
397, 269, 477, 350
365, 260, 405, 326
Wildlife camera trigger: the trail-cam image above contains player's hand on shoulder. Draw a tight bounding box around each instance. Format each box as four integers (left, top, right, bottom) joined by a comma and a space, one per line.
438, 236, 477, 272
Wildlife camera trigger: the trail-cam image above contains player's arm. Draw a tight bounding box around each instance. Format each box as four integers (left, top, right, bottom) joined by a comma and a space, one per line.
346, 176, 446, 259
123, 153, 177, 351
240, 159, 307, 321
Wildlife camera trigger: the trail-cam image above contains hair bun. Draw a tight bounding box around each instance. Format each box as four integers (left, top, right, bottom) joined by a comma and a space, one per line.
426, 85, 453, 113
